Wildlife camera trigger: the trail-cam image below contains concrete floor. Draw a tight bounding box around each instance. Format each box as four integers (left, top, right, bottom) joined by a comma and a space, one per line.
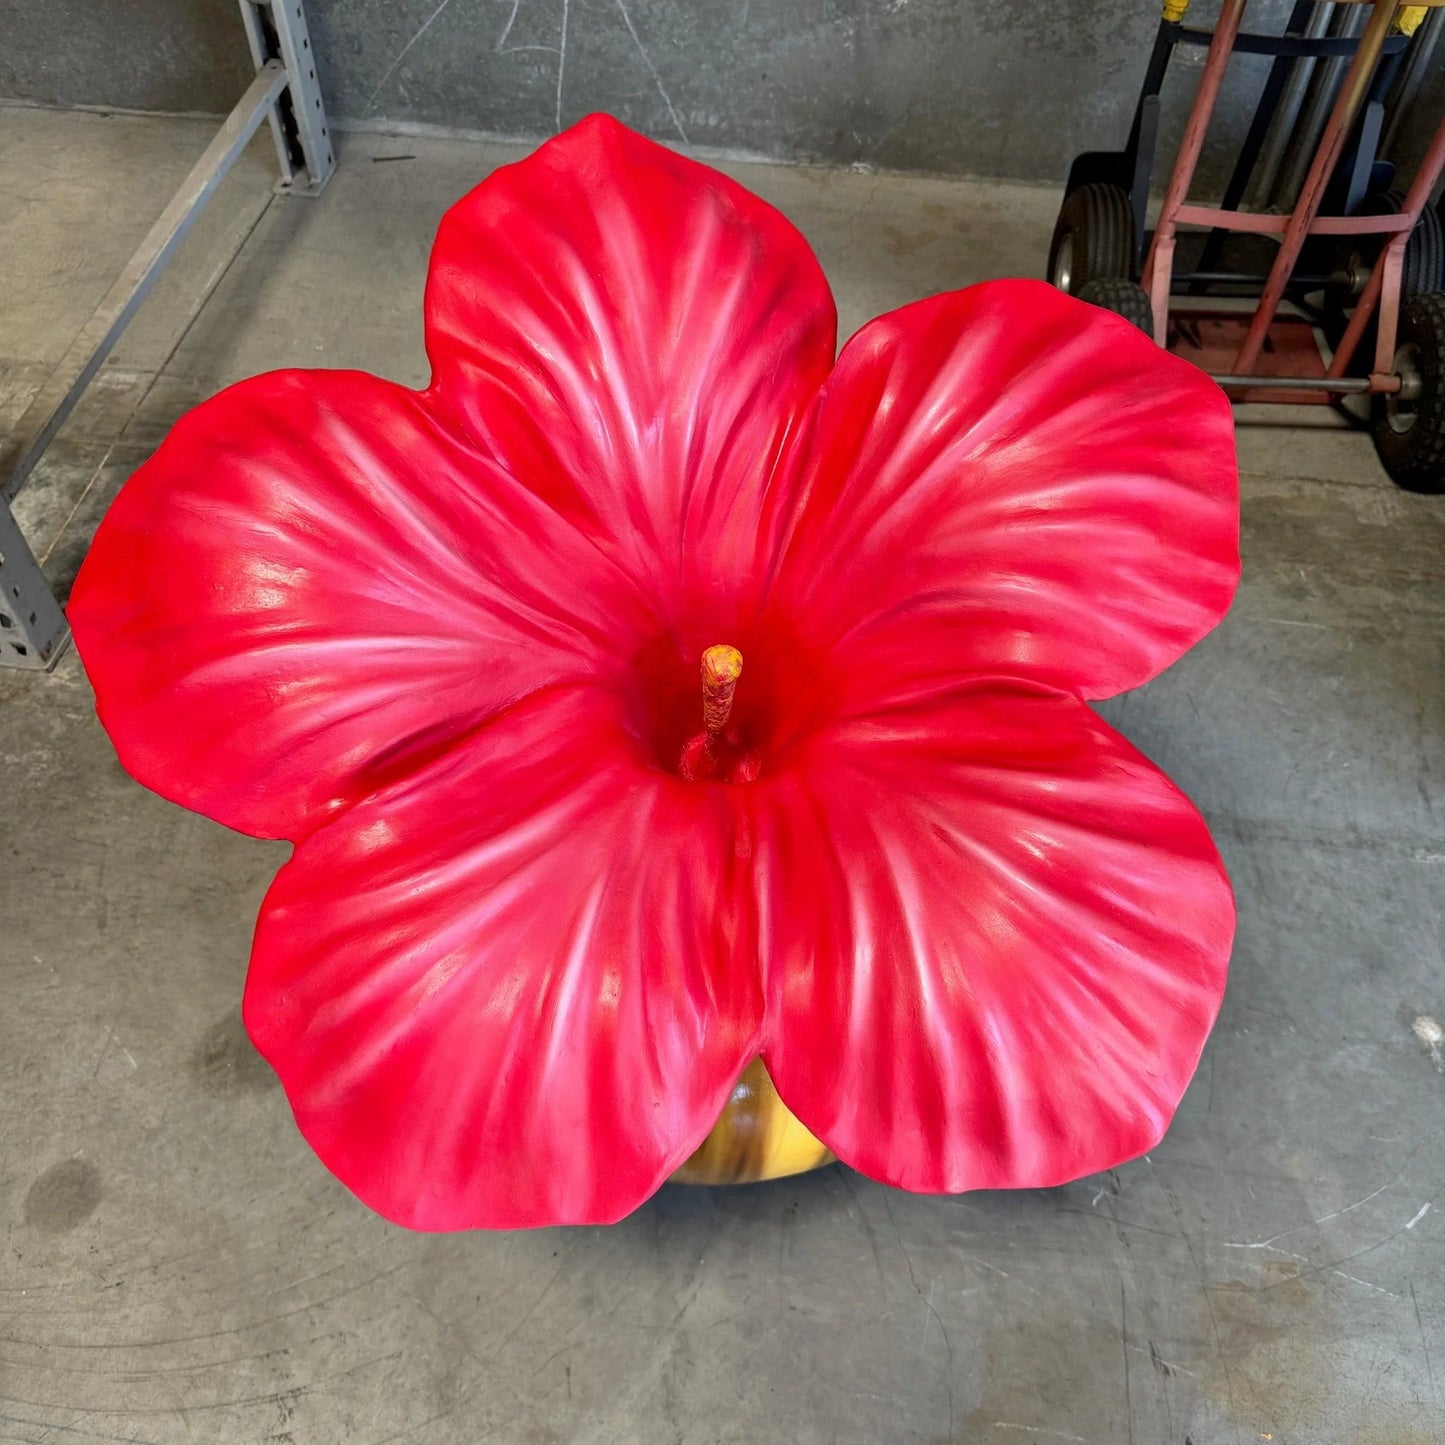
1, 106, 1443, 1445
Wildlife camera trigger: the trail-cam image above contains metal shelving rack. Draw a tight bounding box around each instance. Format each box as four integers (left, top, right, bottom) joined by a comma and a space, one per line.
0, 0, 335, 671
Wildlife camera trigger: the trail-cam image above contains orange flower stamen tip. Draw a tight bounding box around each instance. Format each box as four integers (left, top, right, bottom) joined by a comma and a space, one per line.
701, 645, 743, 736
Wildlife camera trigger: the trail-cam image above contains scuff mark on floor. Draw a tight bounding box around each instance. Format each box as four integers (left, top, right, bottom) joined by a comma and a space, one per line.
1411, 1015, 1443, 1072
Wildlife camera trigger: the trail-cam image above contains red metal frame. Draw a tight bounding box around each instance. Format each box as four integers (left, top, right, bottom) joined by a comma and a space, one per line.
1141, 0, 1445, 403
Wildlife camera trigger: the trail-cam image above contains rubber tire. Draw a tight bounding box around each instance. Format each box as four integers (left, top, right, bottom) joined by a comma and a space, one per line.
1357, 189, 1445, 297
1371, 291, 1445, 494
1075, 278, 1155, 336
1324, 192, 1445, 348
1048, 183, 1136, 294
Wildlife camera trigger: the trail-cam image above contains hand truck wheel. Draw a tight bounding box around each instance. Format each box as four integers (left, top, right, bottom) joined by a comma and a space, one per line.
1075, 278, 1156, 336
1356, 190, 1445, 296
1048, 183, 1137, 294
1372, 291, 1445, 494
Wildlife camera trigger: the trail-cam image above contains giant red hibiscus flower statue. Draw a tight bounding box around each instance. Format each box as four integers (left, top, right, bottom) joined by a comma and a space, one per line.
68, 115, 1239, 1231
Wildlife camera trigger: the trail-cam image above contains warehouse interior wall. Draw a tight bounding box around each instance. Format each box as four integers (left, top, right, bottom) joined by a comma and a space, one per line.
7, 0, 1439, 193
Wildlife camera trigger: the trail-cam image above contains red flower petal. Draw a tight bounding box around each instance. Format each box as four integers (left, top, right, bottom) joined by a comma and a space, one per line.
244, 686, 763, 1229
424, 113, 837, 612
753, 682, 1234, 1192
764, 280, 1239, 705
69, 371, 648, 840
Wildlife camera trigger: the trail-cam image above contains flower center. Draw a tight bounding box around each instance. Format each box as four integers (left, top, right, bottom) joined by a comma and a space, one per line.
622, 619, 831, 784
679, 644, 761, 783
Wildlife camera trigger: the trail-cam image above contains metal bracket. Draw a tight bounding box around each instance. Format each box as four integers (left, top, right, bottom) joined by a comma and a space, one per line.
0, 505, 69, 671
0, 1, 335, 670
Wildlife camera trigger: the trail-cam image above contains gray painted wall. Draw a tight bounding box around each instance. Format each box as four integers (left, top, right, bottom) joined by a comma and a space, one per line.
0, 0, 1437, 190
0, 0, 253, 115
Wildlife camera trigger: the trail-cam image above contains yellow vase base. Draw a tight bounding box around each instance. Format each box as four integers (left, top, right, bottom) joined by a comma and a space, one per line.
670, 1057, 834, 1186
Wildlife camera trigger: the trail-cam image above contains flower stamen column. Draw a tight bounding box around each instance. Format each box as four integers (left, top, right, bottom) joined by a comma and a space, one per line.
701, 644, 743, 742
681, 645, 759, 784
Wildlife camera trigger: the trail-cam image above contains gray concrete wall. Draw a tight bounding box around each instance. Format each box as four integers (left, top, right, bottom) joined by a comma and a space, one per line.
0, 0, 253, 115
0, 0, 1437, 190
